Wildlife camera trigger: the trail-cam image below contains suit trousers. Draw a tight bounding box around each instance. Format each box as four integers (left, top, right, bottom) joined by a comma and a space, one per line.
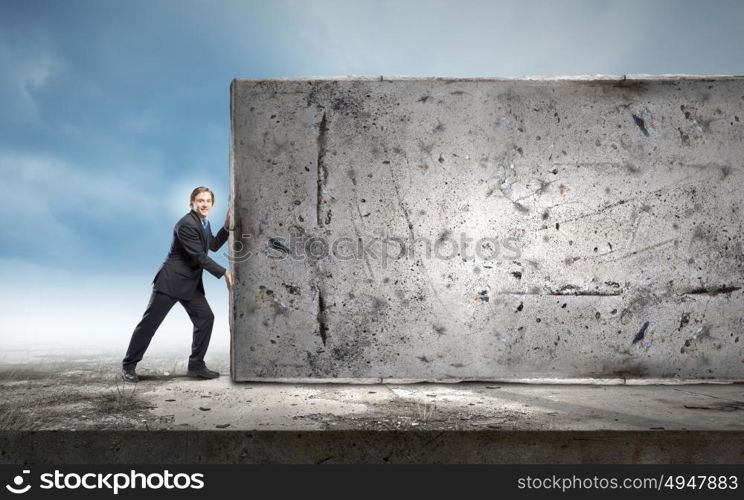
122, 288, 214, 371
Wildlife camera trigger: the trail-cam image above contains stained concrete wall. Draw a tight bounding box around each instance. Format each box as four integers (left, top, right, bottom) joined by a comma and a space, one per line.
229, 75, 744, 381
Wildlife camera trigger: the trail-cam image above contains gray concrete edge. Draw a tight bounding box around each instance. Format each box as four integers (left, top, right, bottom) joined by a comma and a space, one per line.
229, 377, 744, 385
231, 74, 744, 83
4, 430, 744, 464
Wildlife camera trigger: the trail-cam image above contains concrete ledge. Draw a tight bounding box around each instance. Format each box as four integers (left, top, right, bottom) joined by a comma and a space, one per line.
4, 355, 743, 464
3, 431, 744, 464
232, 74, 744, 82
233, 378, 744, 385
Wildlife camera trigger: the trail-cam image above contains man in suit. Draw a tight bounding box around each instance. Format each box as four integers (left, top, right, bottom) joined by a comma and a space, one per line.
121, 186, 234, 382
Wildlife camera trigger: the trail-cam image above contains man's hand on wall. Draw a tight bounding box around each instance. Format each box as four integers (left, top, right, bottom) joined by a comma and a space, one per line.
224, 270, 233, 290
224, 209, 232, 230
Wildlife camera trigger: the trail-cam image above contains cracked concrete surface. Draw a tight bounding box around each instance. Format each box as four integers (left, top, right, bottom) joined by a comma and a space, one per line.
3, 351, 744, 463
229, 75, 744, 380
2, 352, 743, 432
142, 380, 744, 431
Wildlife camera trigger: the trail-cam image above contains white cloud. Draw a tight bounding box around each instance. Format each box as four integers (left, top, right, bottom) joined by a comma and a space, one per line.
1, 151, 164, 243
0, 39, 62, 122
0, 149, 197, 275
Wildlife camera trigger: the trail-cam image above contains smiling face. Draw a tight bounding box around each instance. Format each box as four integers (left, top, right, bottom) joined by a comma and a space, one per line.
190, 191, 214, 219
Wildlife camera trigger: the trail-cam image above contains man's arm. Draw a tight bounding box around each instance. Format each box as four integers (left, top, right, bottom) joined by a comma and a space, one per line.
209, 210, 232, 252
177, 224, 226, 278
209, 209, 232, 252
209, 226, 229, 252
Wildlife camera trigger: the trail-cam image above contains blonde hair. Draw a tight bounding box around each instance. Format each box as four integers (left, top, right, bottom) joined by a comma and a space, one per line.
190, 186, 214, 205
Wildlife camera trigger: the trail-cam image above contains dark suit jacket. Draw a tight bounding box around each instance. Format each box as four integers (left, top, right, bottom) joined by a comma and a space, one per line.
152, 210, 229, 299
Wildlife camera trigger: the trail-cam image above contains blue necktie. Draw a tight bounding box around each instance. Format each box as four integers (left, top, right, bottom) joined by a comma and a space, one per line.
202, 219, 209, 240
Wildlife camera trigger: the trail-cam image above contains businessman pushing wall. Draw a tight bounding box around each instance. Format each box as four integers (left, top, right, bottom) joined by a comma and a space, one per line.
122, 186, 233, 382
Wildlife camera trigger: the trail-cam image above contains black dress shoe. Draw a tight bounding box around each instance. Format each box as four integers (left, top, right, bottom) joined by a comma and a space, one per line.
121, 368, 139, 383
186, 366, 220, 379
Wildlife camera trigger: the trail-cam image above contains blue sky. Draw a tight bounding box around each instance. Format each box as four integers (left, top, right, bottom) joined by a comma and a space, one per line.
1, 0, 743, 353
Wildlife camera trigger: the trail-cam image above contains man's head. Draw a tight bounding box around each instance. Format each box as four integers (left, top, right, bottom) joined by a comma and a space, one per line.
190, 186, 215, 219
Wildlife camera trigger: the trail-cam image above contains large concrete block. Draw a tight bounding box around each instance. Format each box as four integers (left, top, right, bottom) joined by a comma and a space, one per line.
229, 76, 744, 381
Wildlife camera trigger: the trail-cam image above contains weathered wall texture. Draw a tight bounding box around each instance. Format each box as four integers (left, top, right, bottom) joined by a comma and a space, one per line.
229, 76, 744, 381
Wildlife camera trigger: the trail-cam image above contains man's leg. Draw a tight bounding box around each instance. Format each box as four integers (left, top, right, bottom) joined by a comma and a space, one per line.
180, 294, 215, 371
122, 289, 178, 369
